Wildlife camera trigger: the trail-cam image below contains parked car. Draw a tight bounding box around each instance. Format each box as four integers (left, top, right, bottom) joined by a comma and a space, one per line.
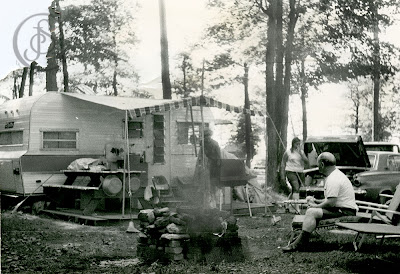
299, 135, 371, 199
352, 151, 400, 203
364, 142, 400, 153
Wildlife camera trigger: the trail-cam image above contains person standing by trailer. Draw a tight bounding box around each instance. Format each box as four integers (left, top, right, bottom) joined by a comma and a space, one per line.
281, 137, 309, 209
200, 128, 221, 208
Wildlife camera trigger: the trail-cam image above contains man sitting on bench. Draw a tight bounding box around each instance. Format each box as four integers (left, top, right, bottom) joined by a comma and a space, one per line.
282, 152, 358, 252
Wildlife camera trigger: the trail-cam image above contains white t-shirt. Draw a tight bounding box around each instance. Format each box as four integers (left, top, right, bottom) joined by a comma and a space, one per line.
285, 150, 304, 172
324, 168, 358, 211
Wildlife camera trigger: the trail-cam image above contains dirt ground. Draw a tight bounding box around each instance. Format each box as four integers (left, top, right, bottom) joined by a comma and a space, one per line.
1, 209, 400, 274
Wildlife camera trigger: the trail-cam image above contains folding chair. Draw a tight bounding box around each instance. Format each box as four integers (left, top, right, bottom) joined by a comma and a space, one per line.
336, 184, 400, 251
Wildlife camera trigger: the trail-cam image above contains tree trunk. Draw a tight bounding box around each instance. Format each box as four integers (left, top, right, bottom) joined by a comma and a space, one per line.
201, 59, 205, 94
372, 3, 380, 141
113, 66, 118, 96
244, 63, 252, 168
19, 67, 29, 98
112, 35, 118, 96
13, 72, 19, 99
350, 86, 360, 134
183, 56, 187, 97
46, 1, 59, 92
355, 101, 359, 134
265, 0, 278, 191
300, 59, 308, 140
159, 0, 172, 99
56, 0, 69, 92
282, 0, 298, 143
29, 61, 36, 96
275, 0, 284, 140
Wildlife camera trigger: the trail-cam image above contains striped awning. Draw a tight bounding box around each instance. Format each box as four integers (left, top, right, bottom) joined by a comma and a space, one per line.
128, 96, 265, 118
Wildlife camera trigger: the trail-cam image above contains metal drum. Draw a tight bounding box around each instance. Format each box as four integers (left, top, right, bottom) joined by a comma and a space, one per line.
125, 177, 141, 194
102, 175, 123, 196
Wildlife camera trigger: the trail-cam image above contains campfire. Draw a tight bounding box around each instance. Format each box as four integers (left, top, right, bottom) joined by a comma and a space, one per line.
136, 206, 244, 263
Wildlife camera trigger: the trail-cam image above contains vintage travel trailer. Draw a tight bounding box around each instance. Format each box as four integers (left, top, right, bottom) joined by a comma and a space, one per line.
0, 92, 263, 217
0, 92, 221, 198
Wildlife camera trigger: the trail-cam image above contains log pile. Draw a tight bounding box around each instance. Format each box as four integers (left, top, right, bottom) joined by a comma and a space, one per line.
136, 207, 243, 263
136, 207, 190, 262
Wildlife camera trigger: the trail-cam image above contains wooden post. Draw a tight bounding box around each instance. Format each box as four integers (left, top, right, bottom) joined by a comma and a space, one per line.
122, 110, 128, 217
244, 63, 252, 168
126, 111, 132, 216
245, 184, 252, 217
200, 99, 207, 208
264, 117, 269, 215
190, 105, 197, 157
200, 61, 208, 208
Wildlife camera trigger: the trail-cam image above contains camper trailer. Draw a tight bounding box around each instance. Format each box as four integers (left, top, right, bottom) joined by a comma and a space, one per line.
0, 92, 263, 217
0, 92, 217, 207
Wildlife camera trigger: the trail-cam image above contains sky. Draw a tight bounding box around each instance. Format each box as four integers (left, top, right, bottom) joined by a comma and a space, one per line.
0, 0, 51, 78
135, 0, 209, 83
0, 0, 209, 82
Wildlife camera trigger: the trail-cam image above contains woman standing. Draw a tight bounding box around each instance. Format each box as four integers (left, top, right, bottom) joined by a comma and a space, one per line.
280, 137, 309, 206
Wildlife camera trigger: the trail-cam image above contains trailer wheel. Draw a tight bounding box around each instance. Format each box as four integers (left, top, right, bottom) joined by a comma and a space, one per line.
32, 200, 46, 215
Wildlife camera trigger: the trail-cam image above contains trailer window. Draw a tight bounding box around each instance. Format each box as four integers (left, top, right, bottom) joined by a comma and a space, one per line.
153, 114, 165, 163
127, 121, 143, 139
177, 122, 209, 145
0, 131, 23, 146
42, 131, 77, 149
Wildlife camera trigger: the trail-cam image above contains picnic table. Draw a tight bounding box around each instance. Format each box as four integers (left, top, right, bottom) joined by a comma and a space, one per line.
61, 169, 145, 188
43, 169, 147, 216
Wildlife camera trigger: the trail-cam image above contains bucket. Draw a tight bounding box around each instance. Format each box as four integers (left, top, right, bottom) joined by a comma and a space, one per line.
102, 175, 123, 196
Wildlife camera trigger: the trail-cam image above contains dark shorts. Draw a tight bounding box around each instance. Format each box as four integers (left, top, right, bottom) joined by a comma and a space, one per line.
285, 171, 305, 192
322, 207, 357, 219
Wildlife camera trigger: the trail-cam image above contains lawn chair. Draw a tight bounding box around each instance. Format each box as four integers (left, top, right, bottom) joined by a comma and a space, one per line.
288, 184, 400, 245
336, 184, 400, 251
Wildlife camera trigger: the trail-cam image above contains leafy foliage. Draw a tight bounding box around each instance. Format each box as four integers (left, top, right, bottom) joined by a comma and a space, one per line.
317, 0, 400, 140
173, 53, 203, 98
229, 113, 262, 159
62, 0, 140, 95
172, 1, 269, 161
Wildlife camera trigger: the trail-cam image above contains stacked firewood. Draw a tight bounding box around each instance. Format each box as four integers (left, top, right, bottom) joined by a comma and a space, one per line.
136, 207, 242, 263
136, 207, 190, 262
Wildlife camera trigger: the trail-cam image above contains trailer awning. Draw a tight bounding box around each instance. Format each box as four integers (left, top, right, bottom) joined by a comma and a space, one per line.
127, 96, 265, 118
62, 93, 265, 118
0, 150, 27, 159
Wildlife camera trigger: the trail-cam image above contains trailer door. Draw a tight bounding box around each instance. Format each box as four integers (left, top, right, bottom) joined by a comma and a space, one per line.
0, 160, 16, 193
